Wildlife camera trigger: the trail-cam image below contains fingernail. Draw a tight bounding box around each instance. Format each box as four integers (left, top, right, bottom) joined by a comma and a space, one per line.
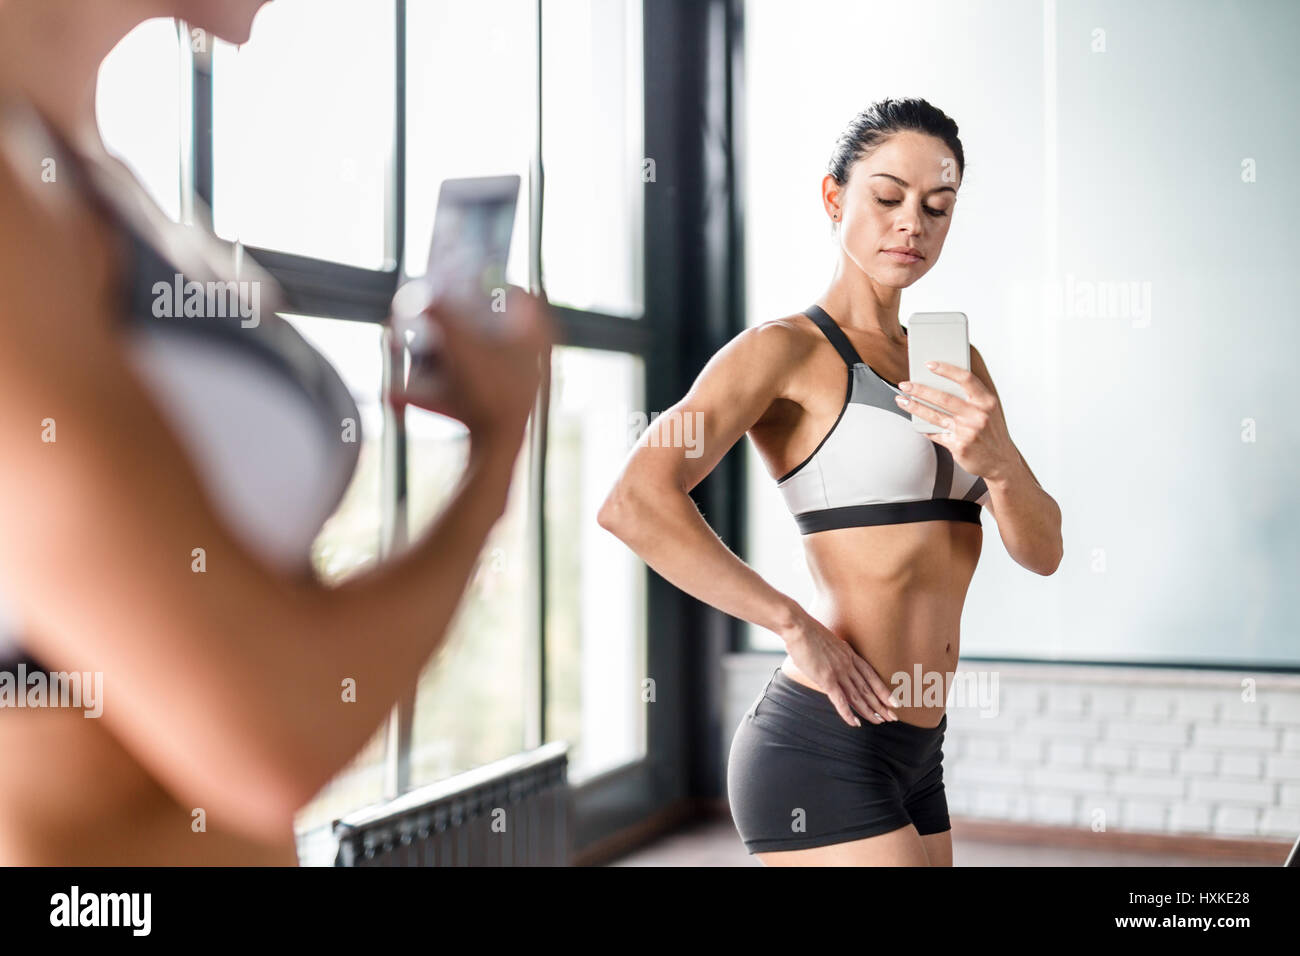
899, 381, 911, 391
925, 361, 937, 369
895, 395, 909, 405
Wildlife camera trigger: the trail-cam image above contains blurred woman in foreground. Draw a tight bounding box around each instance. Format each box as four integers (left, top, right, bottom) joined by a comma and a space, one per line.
0, 0, 552, 864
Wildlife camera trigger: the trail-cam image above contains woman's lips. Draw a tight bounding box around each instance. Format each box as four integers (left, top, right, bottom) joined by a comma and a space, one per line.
884, 249, 923, 263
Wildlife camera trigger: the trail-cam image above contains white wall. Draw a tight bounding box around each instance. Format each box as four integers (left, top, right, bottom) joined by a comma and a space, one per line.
742, 0, 1300, 667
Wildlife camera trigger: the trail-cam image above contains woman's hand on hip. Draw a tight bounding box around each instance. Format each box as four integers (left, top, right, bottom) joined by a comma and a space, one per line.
780, 613, 900, 727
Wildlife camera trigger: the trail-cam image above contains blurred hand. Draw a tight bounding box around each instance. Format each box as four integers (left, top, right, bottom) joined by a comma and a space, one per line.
388, 286, 555, 451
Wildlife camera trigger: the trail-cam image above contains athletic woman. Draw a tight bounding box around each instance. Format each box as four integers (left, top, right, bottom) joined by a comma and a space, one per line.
0, 0, 551, 864
598, 98, 1062, 866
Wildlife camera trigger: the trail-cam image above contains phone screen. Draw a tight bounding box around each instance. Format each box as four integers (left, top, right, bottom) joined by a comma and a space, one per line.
396, 176, 520, 362
906, 312, 969, 435
425, 176, 520, 305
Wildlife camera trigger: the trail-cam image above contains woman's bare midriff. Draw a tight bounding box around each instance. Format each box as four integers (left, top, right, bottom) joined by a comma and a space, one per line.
0, 705, 299, 865
779, 518, 983, 729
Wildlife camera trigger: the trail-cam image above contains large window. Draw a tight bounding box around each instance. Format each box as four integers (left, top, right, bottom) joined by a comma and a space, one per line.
742, 0, 1300, 668
95, 0, 650, 845
402, 0, 648, 785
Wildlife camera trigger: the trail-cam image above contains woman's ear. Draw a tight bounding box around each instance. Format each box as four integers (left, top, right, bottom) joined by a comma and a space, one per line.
821, 173, 842, 223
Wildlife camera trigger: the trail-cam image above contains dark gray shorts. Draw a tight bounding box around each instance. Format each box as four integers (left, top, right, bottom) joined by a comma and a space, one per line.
727, 666, 950, 854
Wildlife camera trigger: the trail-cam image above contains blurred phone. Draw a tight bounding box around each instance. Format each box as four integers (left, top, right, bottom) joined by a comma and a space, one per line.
397, 174, 520, 358
905, 312, 969, 434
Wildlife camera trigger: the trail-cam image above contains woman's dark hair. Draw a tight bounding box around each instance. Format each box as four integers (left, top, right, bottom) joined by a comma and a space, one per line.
828, 97, 965, 187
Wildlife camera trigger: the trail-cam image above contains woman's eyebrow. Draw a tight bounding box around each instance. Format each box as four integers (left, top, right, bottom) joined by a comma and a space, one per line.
869, 172, 957, 196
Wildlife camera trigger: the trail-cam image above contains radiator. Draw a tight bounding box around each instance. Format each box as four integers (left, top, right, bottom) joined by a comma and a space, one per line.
332, 742, 571, 866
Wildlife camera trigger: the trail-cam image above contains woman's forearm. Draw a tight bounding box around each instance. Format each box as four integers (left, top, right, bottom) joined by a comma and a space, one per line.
277, 431, 523, 804
986, 451, 1063, 575
599, 483, 803, 638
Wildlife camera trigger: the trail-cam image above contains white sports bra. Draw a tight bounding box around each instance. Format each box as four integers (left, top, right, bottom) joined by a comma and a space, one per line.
775, 304, 989, 535
0, 99, 361, 671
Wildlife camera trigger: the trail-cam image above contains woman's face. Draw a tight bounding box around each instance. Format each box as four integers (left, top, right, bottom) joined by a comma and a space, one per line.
168, 0, 271, 44
824, 130, 960, 289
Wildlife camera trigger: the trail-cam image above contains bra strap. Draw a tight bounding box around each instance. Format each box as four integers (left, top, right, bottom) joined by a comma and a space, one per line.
804, 304, 865, 368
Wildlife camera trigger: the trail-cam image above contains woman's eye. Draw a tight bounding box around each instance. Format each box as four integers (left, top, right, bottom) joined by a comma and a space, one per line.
874, 197, 948, 218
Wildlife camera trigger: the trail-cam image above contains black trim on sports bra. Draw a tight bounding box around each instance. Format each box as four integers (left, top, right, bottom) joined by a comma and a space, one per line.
794, 498, 982, 534
775, 361, 852, 485
804, 303, 907, 387
804, 304, 865, 367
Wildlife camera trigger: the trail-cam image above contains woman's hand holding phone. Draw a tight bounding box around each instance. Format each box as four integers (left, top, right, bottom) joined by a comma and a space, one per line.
895, 362, 1016, 482
387, 284, 555, 455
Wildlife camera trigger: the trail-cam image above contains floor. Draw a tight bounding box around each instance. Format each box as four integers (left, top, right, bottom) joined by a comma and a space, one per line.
606, 816, 1271, 867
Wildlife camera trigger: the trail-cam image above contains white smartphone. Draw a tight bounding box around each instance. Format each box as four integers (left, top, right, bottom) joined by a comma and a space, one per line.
905, 312, 970, 434
398, 174, 521, 355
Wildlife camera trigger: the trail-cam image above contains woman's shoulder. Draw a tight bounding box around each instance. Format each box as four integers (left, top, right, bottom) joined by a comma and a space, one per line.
733, 310, 820, 352
718, 310, 822, 376
689, 311, 821, 406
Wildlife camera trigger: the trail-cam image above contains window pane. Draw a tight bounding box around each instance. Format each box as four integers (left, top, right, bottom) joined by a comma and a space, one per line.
282, 315, 389, 832
406, 410, 531, 786
96, 18, 183, 221
545, 347, 646, 779
404, 0, 534, 288
541, 0, 644, 316
212, 0, 395, 269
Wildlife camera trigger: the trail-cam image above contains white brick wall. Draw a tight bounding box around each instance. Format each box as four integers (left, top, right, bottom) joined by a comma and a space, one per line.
722, 655, 1300, 841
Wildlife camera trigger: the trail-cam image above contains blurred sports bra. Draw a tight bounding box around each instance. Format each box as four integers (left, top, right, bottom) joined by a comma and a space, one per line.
775, 304, 989, 535
0, 98, 361, 674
